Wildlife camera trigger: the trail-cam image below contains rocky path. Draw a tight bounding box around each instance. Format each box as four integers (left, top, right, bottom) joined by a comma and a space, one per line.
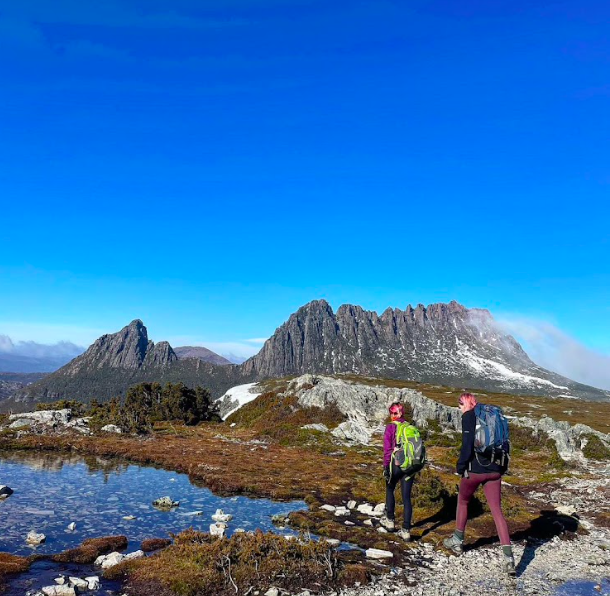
339, 472, 610, 596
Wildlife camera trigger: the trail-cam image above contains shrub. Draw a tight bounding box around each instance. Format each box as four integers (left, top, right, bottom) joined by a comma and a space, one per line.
582, 434, 610, 461
116, 529, 361, 596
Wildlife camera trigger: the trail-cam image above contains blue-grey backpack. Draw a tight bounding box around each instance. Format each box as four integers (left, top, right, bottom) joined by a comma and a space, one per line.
474, 403, 510, 470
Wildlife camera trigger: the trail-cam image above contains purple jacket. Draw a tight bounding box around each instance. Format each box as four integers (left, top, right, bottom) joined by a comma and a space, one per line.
383, 418, 405, 467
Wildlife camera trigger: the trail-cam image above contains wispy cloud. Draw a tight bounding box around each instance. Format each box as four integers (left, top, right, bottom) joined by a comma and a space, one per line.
497, 316, 610, 391
0, 322, 105, 347
244, 338, 268, 344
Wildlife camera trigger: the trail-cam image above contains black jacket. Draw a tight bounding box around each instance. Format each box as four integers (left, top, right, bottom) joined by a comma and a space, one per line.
456, 409, 503, 475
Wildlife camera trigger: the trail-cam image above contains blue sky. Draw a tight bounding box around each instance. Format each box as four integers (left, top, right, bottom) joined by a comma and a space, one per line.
0, 1, 609, 382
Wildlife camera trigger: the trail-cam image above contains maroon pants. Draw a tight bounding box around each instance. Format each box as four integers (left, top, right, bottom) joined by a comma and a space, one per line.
456, 472, 511, 545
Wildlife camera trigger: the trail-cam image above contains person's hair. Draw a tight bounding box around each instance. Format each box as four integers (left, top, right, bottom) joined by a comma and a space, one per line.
459, 392, 477, 405
388, 402, 404, 416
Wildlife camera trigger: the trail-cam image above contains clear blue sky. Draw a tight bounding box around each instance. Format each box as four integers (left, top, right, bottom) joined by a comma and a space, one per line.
1, 1, 609, 363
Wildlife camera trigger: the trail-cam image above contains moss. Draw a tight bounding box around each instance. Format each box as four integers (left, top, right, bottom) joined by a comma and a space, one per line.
582, 434, 610, 461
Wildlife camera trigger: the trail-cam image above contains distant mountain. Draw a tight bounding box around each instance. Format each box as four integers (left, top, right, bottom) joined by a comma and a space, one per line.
6, 301, 609, 410
0, 337, 84, 373
0, 373, 47, 401
221, 353, 248, 365
5, 321, 253, 411
174, 346, 232, 366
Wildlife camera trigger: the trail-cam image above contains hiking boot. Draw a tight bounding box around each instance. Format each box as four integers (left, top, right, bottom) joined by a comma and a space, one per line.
380, 515, 395, 531
443, 534, 463, 554
503, 553, 516, 576
396, 528, 411, 541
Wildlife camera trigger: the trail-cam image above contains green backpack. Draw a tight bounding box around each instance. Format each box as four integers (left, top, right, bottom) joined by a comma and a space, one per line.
391, 421, 426, 476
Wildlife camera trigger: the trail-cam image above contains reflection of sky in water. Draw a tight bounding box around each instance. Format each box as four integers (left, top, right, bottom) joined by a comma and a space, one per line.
0, 451, 306, 556
553, 579, 610, 596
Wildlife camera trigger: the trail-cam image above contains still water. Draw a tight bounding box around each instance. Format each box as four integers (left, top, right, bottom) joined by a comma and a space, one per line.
0, 450, 306, 556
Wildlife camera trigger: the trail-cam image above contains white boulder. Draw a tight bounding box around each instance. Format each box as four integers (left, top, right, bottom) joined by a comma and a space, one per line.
94, 551, 125, 569
210, 522, 227, 538
366, 548, 394, 559
212, 508, 233, 522
26, 531, 46, 545
101, 424, 122, 433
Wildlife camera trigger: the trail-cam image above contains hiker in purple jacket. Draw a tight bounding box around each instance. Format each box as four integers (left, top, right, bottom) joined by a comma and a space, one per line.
380, 402, 413, 541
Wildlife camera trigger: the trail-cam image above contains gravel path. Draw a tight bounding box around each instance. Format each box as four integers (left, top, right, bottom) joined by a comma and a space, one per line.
337, 471, 610, 596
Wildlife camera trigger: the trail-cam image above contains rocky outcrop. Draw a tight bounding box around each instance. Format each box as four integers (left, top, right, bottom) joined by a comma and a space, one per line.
289, 375, 610, 458
6, 409, 91, 435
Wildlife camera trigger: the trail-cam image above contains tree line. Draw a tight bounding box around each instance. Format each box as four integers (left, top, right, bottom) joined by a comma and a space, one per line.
35, 381, 221, 433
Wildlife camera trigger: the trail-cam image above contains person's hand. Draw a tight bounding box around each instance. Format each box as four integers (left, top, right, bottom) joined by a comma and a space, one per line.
383, 466, 391, 483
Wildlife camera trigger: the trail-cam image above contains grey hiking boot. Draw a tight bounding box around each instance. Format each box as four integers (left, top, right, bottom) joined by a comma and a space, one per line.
396, 528, 411, 541
443, 534, 464, 554
503, 553, 516, 576
380, 515, 395, 531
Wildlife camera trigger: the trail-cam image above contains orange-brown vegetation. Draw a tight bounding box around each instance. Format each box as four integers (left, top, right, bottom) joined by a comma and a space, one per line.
52, 535, 128, 564
106, 529, 365, 596
1, 374, 602, 595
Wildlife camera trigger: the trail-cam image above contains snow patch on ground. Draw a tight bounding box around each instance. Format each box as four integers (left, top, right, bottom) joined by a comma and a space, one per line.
220, 383, 262, 419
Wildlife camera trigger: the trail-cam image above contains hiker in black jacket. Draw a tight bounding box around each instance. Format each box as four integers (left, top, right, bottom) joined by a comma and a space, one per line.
443, 392, 516, 576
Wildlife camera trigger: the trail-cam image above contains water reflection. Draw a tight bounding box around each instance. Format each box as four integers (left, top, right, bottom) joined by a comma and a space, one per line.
0, 450, 305, 556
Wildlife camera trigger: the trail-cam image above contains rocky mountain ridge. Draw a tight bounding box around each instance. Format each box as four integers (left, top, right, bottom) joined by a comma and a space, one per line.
5, 300, 609, 409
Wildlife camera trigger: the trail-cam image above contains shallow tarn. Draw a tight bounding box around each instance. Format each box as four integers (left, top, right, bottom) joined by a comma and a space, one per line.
0, 450, 307, 556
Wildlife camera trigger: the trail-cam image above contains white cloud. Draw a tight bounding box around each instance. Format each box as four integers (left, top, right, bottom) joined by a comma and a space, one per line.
497, 317, 610, 391
244, 338, 268, 344
0, 334, 84, 359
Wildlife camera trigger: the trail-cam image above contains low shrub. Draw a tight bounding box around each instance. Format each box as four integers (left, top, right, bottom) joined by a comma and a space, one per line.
115, 529, 364, 596
582, 434, 610, 461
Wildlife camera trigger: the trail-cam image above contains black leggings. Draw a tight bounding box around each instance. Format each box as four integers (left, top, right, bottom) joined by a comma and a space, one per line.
385, 465, 414, 529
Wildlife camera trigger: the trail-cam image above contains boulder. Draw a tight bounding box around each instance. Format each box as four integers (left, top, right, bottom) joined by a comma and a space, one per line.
94, 551, 125, 569
66, 522, 76, 531
68, 577, 88, 590
320, 504, 336, 512
152, 496, 179, 509
366, 548, 393, 559
41, 586, 76, 596
211, 509, 233, 522
331, 420, 372, 445
210, 522, 227, 538
124, 550, 144, 561
101, 424, 122, 434
85, 577, 100, 590
26, 531, 46, 545
0, 485, 13, 499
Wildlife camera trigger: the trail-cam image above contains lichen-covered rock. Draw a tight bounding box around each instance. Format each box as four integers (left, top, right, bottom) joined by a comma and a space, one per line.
152, 496, 179, 509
